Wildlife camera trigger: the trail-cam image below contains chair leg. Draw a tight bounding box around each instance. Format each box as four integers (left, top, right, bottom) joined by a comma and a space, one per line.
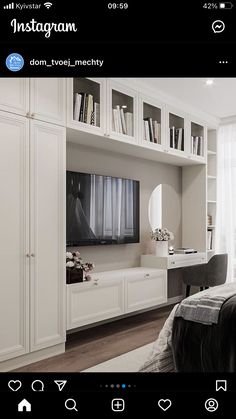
200, 286, 204, 291
186, 285, 191, 298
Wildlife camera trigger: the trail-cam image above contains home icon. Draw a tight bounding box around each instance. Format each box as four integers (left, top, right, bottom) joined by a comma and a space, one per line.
18, 399, 31, 412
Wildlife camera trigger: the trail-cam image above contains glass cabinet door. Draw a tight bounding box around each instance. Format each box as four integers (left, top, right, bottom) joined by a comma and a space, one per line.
68, 78, 105, 134
108, 81, 138, 142
140, 95, 164, 149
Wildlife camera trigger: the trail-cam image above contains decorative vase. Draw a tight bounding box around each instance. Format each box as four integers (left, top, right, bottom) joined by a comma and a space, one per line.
66, 267, 84, 284
155, 240, 169, 257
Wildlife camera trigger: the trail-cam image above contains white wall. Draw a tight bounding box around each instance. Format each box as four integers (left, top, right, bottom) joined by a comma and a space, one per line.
66, 142, 182, 272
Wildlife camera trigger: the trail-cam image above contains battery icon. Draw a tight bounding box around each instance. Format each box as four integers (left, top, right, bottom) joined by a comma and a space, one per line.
219, 2, 234, 8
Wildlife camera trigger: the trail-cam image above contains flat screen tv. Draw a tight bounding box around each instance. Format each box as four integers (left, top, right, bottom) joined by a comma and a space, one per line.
66, 171, 140, 246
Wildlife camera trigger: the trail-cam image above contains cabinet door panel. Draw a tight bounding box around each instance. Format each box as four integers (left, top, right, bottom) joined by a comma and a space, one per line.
30, 78, 66, 126
30, 120, 66, 351
125, 272, 167, 313
0, 112, 29, 362
67, 279, 124, 329
0, 78, 29, 116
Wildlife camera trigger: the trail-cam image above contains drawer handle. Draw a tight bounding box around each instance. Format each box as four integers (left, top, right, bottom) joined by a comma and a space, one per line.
171, 261, 176, 265
93, 279, 99, 285
145, 273, 150, 278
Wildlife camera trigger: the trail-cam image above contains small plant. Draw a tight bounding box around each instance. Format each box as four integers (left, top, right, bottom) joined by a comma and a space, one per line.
151, 228, 174, 241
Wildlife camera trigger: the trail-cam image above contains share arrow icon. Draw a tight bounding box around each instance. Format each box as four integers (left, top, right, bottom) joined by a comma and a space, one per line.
54, 380, 67, 391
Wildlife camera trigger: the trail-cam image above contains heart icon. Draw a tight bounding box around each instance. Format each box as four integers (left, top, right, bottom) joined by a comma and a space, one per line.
8, 380, 22, 391
158, 399, 172, 411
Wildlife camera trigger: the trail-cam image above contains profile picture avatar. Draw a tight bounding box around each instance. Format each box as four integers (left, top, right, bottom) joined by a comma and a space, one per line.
6, 53, 24, 71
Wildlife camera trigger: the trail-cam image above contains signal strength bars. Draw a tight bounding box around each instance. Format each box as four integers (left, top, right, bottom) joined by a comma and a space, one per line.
3, 2, 14, 8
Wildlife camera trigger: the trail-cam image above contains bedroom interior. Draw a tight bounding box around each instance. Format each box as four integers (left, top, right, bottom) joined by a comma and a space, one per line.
0, 77, 236, 373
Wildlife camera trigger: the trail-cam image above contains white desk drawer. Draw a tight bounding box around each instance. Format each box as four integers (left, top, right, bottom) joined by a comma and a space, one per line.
168, 254, 206, 269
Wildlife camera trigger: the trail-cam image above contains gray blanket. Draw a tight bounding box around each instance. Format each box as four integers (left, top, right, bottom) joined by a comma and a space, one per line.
175, 283, 236, 325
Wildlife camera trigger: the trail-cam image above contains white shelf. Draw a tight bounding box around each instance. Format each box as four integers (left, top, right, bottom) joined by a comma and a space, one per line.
207, 175, 216, 179
67, 127, 204, 167
207, 249, 215, 252
207, 225, 216, 228
207, 200, 216, 204
208, 150, 216, 155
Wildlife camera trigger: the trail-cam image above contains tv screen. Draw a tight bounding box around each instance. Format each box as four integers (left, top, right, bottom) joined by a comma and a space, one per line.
66, 171, 140, 246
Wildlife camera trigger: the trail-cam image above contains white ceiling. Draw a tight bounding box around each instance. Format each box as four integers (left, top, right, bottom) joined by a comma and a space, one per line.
141, 78, 236, 119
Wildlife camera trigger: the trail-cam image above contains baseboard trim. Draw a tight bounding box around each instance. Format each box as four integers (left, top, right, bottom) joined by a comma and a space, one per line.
0, 343, 65, 372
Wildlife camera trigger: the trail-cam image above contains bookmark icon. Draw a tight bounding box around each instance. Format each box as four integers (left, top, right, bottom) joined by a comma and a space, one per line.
54, 380, 67, 391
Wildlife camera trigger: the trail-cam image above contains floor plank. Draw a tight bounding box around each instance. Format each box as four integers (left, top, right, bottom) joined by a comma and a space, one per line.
14, 305, 173, 372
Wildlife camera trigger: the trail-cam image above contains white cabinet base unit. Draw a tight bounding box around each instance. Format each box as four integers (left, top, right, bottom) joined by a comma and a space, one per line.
67, 268, 167, 330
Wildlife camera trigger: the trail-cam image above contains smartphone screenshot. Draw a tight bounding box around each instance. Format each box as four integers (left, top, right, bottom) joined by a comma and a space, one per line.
0, 1, 236, 417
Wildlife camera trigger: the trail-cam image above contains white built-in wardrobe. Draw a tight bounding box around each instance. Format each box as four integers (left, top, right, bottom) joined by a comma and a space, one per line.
0, 78, 66, 370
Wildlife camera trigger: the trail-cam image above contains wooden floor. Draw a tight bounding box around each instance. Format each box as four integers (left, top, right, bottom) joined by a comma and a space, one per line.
15, 305, 173, 372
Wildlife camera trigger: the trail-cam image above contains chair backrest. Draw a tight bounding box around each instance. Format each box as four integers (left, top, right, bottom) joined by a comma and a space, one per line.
206, 254, 228, 286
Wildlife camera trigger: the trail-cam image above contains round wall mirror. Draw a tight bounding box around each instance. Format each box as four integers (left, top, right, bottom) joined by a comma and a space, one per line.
148, 184, 181, 238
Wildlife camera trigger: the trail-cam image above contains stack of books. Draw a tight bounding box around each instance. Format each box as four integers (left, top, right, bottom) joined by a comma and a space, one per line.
191, 136, 203, 156
112, 105, 133, 136
174, 248, 197, 254
170, 126, 184, 151
143, 118, 161, 144
207, 214, 213, 226
73, 92, 100, 127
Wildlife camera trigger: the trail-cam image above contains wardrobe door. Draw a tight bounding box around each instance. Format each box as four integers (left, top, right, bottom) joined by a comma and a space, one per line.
30, 120, 66, 352
0, 112, 30, 362
30, 78, 66, 126
0, 78, 29, 117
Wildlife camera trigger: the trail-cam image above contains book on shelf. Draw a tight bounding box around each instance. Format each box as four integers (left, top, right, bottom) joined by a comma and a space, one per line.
174, 248, 197, 254
112, 107, 133, 136
73, 93, 82, 121
170, 126, 184, 150
94, 102, 100, 127
86, 94, 93, 124
125, 112, 133, 136
120, 108, 127, 134
80, 93, 88, 123
112, 108, 120, 132
170, 126, 175, 148
177, 128, 183, 150
153, 121, 161, 144
116, 105, 123, 133
191, 135, 203, 156
144, 120, 150, 141
207, 229, 213, 250
144, 117, 154, 142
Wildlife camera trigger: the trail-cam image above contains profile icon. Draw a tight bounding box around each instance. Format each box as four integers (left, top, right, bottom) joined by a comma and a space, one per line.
205, 398, 218, 412
6, 53, 24, 72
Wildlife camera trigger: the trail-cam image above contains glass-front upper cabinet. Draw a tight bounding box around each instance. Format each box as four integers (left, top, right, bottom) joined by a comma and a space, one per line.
139, 94, 165, 149
107, 80, 138, 142
67, 78, 105, 134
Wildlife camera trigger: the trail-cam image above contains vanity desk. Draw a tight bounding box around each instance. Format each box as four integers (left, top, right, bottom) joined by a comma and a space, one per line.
141, 253, 207, 302
141, 252, 207, 270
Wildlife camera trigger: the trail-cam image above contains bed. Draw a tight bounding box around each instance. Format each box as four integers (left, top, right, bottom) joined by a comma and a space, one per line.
140, 283, 236, 372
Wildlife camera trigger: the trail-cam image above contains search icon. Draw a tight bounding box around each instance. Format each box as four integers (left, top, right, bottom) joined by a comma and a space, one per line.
65, 399, 78, 412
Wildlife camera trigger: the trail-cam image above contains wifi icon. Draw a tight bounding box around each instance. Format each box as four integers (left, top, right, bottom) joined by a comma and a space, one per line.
44, 2, 52, 9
